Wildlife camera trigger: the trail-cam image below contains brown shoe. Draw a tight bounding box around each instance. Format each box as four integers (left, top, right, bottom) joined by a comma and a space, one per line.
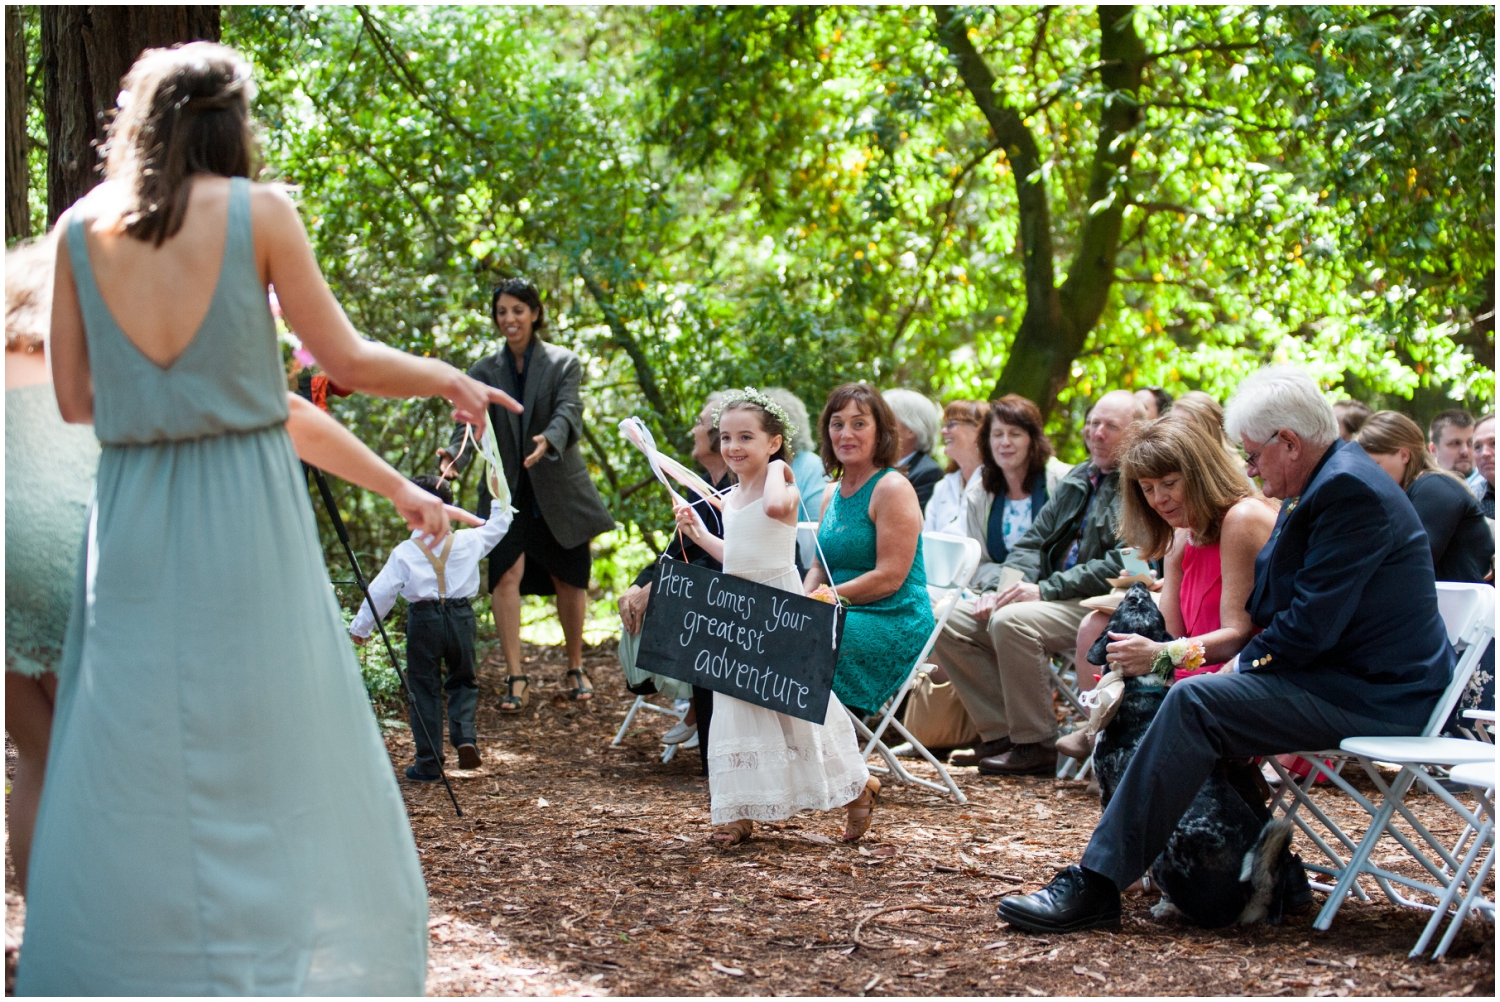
457, 743, 482, 770
977, 742, 1057, 776
950, 737, 1013, 767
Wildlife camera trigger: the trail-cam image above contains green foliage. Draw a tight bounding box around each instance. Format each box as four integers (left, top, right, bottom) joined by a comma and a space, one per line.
211, 5, 1491, 591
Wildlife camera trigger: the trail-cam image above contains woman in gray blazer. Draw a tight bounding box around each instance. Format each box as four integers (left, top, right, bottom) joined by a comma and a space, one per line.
439, 279, 614, 708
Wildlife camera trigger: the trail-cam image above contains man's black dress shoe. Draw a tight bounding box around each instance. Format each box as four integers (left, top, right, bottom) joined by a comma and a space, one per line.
997, 865, 1121, 933
950, 737, 1012, 767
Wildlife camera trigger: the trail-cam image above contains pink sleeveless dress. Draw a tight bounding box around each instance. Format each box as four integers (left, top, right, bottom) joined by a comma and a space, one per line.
1177, 539, 1226, 679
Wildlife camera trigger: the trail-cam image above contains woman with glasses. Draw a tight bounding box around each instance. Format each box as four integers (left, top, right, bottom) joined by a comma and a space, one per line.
923, 399, 989, 535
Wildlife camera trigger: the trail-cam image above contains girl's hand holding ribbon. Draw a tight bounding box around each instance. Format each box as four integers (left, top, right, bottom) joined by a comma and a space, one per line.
673, 501, 706, 541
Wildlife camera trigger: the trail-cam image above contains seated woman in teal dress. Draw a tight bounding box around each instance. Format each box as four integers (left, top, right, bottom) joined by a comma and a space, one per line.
804, 383, 934, 716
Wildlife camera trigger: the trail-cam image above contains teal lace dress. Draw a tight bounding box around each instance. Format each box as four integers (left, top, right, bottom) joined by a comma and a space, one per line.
817, 468, 935, 715
17, 179, 427, 995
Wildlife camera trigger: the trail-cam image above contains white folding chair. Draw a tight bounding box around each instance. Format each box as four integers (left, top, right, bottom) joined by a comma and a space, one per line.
845, 531, 981, 804
611, 694, 691, 763
1268, 582, 1496, 921
1328, 737, 1495, 950
1414, 761, 1496, 957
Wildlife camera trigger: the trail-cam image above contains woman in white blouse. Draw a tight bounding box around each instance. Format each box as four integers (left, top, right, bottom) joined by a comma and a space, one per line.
923, 399, 988, 534
962, 394, 1073, 589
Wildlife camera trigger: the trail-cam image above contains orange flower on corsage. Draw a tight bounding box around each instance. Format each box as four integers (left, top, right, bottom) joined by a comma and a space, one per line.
809, 584, 845, 606
1152, 638, 1206, 684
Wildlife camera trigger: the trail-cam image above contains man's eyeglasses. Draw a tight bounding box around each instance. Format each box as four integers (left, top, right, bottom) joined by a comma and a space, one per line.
1242, 436, 1279, 469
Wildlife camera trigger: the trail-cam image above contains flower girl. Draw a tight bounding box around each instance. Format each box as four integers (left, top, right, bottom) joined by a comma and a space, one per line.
673, 389, 878, 845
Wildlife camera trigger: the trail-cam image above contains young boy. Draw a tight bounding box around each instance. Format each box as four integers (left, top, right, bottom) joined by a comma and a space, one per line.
351, 476, 513, 781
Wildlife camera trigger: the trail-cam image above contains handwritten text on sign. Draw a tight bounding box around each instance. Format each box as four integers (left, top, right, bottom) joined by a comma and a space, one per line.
638, 560, 842, 724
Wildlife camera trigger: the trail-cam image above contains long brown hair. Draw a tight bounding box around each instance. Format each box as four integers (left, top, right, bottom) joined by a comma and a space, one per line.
102, 42, 256, 246
978, 393, 1053, 497
1119, 418, 1255, 559
819, 383, 900, 478
1356, 410, 1461, 490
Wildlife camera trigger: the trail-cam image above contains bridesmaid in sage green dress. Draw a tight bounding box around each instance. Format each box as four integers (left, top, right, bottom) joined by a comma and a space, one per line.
18, 43, 518, 996
804, 384, 934, 717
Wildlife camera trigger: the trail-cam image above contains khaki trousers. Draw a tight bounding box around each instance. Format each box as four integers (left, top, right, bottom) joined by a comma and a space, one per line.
933, 597, 1089, 746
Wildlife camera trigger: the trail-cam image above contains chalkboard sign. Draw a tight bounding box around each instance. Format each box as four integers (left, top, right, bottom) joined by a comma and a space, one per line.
637, 560, 844, 724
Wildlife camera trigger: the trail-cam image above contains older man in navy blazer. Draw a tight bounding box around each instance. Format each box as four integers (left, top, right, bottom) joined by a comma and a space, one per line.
997, 367, 1454, 933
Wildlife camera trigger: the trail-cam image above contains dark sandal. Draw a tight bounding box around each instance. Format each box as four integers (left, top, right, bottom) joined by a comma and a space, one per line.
710, 820, 753, 846
500, 675, 530, 713
565, 667, 594, 701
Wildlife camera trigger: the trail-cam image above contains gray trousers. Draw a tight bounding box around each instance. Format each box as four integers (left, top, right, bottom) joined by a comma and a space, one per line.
1080, 671, 1423, 890
933, 597, 1089, 746
406, 599, 478, 774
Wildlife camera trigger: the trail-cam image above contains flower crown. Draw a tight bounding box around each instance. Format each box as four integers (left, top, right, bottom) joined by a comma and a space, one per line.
712, 387, 798, 445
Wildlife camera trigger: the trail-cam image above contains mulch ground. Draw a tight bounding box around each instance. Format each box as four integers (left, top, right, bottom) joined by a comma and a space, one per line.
7, 636, 1497, 996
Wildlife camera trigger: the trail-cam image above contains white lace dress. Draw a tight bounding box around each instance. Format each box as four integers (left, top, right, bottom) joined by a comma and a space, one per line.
708, 493, 871, 825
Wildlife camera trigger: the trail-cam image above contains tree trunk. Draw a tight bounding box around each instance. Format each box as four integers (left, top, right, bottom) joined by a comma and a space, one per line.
934, 5, 1144, 415
41, 5, 220, 225
5, 6, 28, 241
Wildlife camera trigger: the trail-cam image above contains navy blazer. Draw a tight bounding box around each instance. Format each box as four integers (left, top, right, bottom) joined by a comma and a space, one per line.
1240, 439, 1452, 727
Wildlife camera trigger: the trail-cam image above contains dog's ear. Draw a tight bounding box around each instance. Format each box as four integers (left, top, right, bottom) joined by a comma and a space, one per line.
1086, 624, 1112, 666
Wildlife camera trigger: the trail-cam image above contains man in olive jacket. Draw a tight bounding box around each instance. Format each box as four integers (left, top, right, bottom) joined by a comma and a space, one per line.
936, 390, 1143, 775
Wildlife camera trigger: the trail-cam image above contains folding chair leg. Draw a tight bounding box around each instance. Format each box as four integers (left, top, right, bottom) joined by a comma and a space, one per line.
1314, 769, 1418, 931
1435, 837, 1494, 958
1412, 804, 1494, 957
612, 695, 647, 747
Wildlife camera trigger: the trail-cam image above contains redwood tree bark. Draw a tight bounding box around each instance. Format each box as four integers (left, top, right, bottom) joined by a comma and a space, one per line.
5, 6, 28, 241
41, 5, 220, 225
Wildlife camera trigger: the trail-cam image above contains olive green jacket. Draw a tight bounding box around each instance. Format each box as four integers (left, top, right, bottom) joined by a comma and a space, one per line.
1000, 460, 1125, 602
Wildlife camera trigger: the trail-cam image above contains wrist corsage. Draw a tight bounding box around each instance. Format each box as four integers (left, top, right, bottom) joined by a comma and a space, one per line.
1152, 638, 1206, 684
809, 584, 849, 608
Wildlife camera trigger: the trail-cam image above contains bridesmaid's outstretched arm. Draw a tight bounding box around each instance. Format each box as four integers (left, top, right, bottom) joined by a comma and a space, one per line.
286, 394, 479, 544
252, 184, 522, 429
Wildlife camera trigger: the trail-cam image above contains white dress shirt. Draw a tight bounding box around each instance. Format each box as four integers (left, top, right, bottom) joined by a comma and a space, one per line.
349, 502, 514, 638
923, 468, 982, 535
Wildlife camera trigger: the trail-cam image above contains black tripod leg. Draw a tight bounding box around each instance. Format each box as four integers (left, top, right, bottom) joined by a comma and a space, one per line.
308, 465, 463, 818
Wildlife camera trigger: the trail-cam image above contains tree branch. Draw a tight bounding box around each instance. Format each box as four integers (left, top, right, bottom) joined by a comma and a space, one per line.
352, 5, 482, 146
1143, 40, 1259, 63
581, 421, 620, 492
573, 267, 683, 447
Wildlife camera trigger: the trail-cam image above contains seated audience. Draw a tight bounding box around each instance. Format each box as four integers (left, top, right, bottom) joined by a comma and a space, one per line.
1357, 411, 1493, 583
936, 390, 1141, 775
765, 387, 828, 521
1332, 398, 1371, 441
997, 367, 1453, 934
617, 392, 730, 767
1468, 413, 1495, 519
923, 399, 989, 535
1057, 419, 1276, 759
1134, 386, 1173, 421
1428, 409, 1476, 480
963, 394, 1072, 590
883, 388, 945, 510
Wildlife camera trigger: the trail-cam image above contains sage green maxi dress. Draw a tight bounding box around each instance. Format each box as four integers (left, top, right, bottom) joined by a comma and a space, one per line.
16, 178, 428, 995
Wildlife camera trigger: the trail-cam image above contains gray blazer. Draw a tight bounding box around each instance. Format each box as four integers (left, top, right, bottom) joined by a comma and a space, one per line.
447, 339, 614, 550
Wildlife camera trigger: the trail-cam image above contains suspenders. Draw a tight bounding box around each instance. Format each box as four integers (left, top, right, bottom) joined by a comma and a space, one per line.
414, 534, 456, 601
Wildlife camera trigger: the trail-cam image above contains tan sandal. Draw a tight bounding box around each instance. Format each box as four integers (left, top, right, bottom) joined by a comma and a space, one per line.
842, 776, 881, 842
710, 820, 753, 846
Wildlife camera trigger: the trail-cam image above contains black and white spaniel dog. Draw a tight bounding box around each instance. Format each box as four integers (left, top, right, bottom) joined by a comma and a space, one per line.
1085, 584, 1308, 927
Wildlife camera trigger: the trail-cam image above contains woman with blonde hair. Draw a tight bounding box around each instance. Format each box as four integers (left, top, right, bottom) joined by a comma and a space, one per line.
1058, 418, 1276, 759
923, 398, 989, 535
1357, 410, 1492, 583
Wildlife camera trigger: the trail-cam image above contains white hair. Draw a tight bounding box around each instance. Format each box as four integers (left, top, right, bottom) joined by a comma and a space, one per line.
1224, 367, 1339, 448
882, 388, 943, 454
763, 387, 814, 452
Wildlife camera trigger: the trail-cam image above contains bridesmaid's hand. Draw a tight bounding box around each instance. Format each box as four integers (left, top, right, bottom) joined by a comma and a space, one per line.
446, 370, 522, 428
392, 479, 453, 545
